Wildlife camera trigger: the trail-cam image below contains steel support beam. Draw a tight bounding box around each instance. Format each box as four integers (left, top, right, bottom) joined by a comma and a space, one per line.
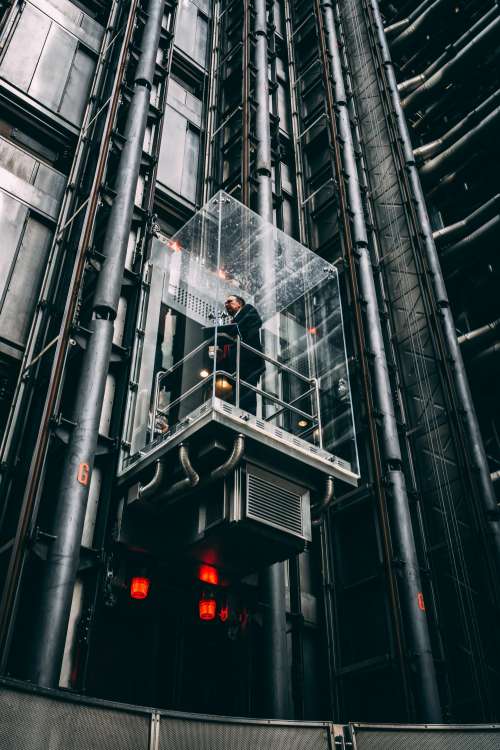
368, 0, 500, 582
320, 0, 442, 722
254, 0, 291, 720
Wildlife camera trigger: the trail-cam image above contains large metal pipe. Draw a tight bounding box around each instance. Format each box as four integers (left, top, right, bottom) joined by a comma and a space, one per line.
254, 0, 291, 719
440, 214, 500, 269
402, 12, 500, 115
397, 5, 499, 95
414, 90, 500, 164
390, 0, 451, 54
433, 194, 500, 246
368, 0, 500, 585
458, 319, 500, 349
254, 0, 273, 224
94, 0, 163, 316
384, 0, 436, 37
27, 317, 114, 687
321, 0, 442, 721
419, 106, 500, 185
27, 0, 165, 688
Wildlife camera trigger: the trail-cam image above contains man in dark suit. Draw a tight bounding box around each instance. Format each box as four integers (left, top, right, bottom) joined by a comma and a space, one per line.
224, 295, 265, 415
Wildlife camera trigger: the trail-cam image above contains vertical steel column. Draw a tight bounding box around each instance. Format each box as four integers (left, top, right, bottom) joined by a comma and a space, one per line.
320, 0, 442, 721
367, 0, 500, 580
254, 0, 273, 223
254, 0, 291, 720
27, 0, 165, 688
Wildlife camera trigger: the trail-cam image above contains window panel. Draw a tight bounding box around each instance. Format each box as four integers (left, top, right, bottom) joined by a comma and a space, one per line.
0, 0, 103, 126
175, 0, 209, 68
0, 5, 51, 91
0, 216, 52, 349
157, 106, 187, 193
59, 46, 96, 124
29, 23, 77, 112
0, 192, 28, 303
180, 125, 200, 202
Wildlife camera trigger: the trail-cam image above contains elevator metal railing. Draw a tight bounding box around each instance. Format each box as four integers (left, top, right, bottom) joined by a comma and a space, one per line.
150, 334, 322, 448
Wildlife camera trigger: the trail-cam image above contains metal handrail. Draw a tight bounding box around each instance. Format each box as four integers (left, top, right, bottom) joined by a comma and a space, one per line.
263, 385, 319, 422
238, 377, 318, 423
238, 339, 314, 384
151, 333, 322, 442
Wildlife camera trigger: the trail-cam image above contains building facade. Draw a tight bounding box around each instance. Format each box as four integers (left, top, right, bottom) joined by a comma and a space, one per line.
0, 0, 499, 726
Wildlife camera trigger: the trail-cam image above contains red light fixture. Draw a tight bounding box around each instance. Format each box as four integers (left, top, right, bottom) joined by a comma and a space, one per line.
308, 326, 317, 335
219, 605, 229, 622
130, 576, 150, 600
198, 564, 219, 585
199, 595, 217, 621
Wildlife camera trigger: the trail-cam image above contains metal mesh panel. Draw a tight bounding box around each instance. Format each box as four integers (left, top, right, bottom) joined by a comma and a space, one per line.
158, 717, 330, 750
352, 727, 500, 750
0, 687, 150, 750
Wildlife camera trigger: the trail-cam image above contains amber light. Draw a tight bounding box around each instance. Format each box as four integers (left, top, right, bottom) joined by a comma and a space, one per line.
214, 376, 233, 397
130, 576, 150, 600
199, 597, 217, 621
199, 564, 219, 585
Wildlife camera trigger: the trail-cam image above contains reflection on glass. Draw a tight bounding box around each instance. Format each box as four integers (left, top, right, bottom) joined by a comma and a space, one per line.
121, 191, 359, 479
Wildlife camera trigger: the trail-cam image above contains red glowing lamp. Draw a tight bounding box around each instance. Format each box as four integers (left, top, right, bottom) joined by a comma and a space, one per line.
199, 596, 217, 621
219, 605, 229, 623
130, 576, 150, 600
198, 564, 219, 585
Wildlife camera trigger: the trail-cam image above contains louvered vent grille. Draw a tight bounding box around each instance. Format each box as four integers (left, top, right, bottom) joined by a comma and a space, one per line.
246, 468, 304, 537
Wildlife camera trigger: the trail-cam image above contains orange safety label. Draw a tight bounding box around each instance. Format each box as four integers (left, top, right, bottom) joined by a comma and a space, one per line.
77, 462, 90, 486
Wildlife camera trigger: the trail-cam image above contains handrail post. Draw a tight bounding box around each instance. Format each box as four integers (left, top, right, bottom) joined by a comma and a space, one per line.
236, 335, 241, 407
313, 377, 323, 449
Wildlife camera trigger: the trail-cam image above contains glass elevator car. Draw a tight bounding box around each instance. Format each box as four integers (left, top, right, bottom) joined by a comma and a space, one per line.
116, 192, 359, 577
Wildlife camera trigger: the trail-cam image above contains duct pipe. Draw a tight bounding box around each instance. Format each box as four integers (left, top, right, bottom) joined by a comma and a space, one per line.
470, 342, 500, 368
209, 434, 244, 481
384, 0, 436, 37
401, 13, 500, 115
27, 0, 165, 688
397, 5, 498, 95
311, 476, 334, 525
254, 0, 291, 719
419, 106, 500, 185
254, 0, 273, 223
369, 0, 500, 583
414, 90, 500, 164
440, 214, 500, 269
138, 458, 165, 501
155, 444, 199, 503
321, 0, 442, 722
433, 194, 500, 246
458, 319, 500, 348
391, 0, 451, 54
384, 17, 409, 38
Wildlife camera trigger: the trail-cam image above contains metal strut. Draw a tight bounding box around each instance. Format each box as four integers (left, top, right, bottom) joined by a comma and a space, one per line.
368, 0, 500, 585
27, 0, 166, 688
319, 0, 442, 722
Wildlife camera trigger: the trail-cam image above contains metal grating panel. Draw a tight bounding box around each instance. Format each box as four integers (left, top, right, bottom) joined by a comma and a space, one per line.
158, 717, 330, 750
0, 687, 150, 750
352, 727, 500, 750
246, 466, 304, 537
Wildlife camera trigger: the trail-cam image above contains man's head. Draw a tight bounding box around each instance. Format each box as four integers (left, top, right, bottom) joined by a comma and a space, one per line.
224, 295, 245, 316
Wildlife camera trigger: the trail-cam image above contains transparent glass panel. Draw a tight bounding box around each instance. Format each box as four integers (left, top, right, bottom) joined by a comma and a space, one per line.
122, 191, 359, 480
